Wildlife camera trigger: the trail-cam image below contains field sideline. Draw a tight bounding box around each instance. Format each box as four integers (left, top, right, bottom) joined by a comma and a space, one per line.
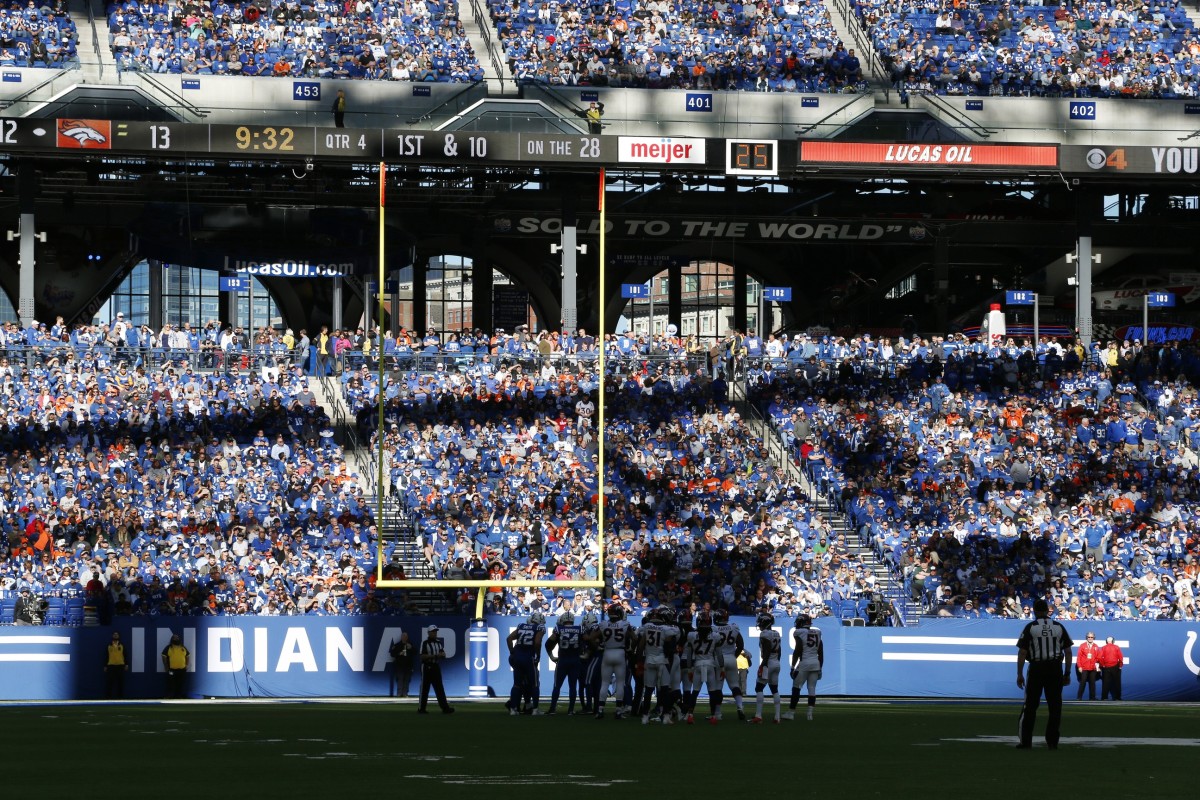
8, 700, 1195, 798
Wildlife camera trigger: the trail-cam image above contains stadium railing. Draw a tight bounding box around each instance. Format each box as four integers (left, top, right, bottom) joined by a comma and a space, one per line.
332, 349, 708, 375
0, 343, 296, 374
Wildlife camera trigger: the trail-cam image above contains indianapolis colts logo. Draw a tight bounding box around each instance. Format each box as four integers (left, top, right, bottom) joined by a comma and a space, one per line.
1185, 631, 1200, 677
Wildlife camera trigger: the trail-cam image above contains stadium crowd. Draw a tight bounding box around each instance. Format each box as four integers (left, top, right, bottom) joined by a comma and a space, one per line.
750, 330, 1200, 621
0, 0, 77, 68
854, 0, 1200, 98
492, 0, 868, 91
0, 317, 397, 624
106, 0, 484, 81
339, 325, 882, 623
5, 308, 1200, 628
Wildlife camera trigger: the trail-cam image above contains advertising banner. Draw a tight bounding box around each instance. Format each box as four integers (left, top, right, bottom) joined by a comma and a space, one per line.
2, 618, 1199, 702
800, 142, 1058, 168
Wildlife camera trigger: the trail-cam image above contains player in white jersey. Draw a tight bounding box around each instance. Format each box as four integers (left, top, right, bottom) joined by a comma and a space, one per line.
638, 607, 679, 724
595, 603, 632, 719
785, 613, 824, 720
685, 611, 722, 725
713, 608, 748, 721
750, 610, 783, 723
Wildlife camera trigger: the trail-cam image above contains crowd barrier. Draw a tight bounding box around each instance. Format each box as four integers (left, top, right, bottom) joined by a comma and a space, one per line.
2, 616, 1198, 701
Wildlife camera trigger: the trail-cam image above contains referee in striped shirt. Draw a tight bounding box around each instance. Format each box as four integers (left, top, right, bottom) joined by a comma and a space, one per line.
1015, 598, 1073, 749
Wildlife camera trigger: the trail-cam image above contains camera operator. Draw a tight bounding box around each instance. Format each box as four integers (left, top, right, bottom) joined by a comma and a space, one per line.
14, 587, 44, 626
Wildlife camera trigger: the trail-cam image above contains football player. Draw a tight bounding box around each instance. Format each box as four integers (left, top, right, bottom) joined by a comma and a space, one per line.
639, 607, 679, 724
506, 610, 546, 715
580, 610, 601, 714
685, 610, 722, 725
546, 610, 583, 715
714, 608, 749, 721
785, 613, 824, 720
750, 610, 783, 723
595, 603, 632, 719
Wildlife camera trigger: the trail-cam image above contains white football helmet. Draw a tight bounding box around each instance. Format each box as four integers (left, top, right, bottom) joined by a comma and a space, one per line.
581, 611, 599, 627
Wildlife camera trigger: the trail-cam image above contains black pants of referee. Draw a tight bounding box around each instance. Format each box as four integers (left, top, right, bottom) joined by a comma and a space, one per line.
419, 665, 452, 713
1019, 662, 1065, 748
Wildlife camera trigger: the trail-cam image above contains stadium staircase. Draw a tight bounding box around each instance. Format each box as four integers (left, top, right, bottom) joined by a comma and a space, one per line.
367, 492, 457, 612
462, 0, 517, 95
737, 377, 918, 626
74, 0, 115, 83
1184, 4, 1200, 31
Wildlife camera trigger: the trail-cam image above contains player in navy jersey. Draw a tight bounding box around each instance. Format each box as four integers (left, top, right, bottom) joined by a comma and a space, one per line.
546, 610, 583, 715
580, 611, 602, 714
506, 611, 546, 715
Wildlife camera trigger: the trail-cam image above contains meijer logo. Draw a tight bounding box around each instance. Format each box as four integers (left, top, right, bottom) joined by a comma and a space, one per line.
619, 137, 706, 165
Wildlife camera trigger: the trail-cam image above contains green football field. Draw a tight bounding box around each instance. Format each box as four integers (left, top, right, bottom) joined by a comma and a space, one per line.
10, 700, 1196, 798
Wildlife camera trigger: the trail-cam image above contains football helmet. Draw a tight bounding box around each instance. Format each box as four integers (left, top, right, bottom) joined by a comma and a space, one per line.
658, 607, 676, 624
558, 610, 575, 626
678, 608, 694, 627
530, 611, 546, 626
757, 611, 775, 630
796, 613, 812, 629
607, 603, 626, 622
695, 611, 713, 633
582, 611, 599, 627
713, 609, 729, 626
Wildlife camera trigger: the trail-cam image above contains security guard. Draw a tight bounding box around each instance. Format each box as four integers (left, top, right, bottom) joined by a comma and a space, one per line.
161, 633, 190, 699
418, 626, 455, 714
105, 631, 129, 699
1015, 598, 1073, 749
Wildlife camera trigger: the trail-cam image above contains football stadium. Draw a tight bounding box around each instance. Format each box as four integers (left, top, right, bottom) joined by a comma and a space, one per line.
3, 0, 1200, 791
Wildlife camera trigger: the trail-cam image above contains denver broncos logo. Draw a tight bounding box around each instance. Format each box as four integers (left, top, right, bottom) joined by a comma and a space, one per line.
56, 119, 111, 149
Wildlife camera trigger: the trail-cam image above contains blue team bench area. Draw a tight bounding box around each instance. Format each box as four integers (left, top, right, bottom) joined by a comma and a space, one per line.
1, 616, 1195, 701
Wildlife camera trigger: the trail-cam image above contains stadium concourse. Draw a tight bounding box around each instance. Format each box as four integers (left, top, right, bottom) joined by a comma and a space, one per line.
2, 320, 1200, 628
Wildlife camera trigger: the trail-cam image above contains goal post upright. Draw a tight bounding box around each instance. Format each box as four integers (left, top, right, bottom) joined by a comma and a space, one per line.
374, 168, 608, 599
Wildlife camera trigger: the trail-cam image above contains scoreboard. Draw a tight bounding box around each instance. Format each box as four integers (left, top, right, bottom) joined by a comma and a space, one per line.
4, 117, 1181, 179
0, 117, 1082, 176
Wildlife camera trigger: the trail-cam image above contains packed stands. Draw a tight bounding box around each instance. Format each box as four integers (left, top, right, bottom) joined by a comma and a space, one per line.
338, 327, 885, 623
341, 327, 606, 615
490, 0, 869, 91
0, 322, 388, 623
749, 331, 1200, 622
0, 0, 79, 68
7, 311, 1199, 628
853, 0, 1200, 98
107, 0, 484, 81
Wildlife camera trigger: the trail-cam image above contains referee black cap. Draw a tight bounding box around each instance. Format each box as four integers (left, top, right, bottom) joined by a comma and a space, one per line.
1032, 598, 1049, 617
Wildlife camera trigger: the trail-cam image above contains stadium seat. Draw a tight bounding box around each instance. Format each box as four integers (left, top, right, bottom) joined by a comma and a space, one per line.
64, 599, 85, 626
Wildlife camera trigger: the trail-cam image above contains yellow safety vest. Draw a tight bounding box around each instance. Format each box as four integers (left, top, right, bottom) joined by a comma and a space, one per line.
165, 644, 188, 670
107, 643, 125, 666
